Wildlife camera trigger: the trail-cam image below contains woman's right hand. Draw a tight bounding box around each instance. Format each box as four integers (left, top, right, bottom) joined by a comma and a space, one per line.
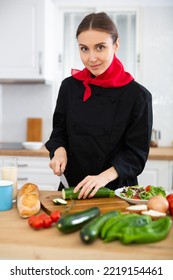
49, 147, 67, 176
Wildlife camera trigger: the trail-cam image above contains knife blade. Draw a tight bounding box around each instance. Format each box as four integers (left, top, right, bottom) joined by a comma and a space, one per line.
60, 173, 69, 189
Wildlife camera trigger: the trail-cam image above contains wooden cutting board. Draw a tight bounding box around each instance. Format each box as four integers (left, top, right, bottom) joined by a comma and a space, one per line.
40, 191, 129, 215
26, 118, 42, 141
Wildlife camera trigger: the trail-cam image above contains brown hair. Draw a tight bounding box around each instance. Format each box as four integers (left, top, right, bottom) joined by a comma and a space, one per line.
76, 12, 118, 43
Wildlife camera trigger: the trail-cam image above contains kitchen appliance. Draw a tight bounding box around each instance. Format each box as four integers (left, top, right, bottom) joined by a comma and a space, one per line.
150, 129, 161, 147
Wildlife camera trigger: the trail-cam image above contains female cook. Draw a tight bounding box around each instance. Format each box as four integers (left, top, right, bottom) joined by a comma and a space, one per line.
45, 12, 153, 199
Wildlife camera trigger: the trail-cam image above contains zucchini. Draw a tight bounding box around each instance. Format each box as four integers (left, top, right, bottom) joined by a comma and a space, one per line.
80, 210, 120, 244
56, 206, 100, 233
62, 187, 115, 200
53, 198, 67, 205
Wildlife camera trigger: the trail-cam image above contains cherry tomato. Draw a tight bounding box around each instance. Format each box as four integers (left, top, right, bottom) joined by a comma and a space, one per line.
28, 215, 37, 226
38, 213, 49, 220
42, 216, 53, 228
30, 216, 44, 229
50, 210, 61, 223
132, 195, 140, 200
145, 185, 151, 192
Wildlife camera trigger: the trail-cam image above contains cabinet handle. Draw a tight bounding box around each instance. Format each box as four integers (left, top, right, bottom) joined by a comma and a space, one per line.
18, 164, 28, 167
38, 51, 42, 75
18, 177, 28, 181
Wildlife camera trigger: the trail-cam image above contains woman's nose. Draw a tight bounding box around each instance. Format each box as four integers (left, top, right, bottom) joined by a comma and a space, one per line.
88, 51, 97, 62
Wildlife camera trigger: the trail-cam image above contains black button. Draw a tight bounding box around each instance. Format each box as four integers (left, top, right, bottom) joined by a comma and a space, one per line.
104, 128, 110, 134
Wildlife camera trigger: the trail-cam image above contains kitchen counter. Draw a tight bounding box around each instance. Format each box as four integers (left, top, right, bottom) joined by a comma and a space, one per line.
148, 146, 173, 160
0, 146, 49, 157
0, 146, 173, 160
0, 191, 173, 260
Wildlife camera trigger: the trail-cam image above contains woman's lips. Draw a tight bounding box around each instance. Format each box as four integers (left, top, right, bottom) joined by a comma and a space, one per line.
90, 64, 101, 69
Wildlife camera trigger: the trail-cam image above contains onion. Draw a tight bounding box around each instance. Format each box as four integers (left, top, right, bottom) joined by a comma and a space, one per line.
147, 195, 169, 213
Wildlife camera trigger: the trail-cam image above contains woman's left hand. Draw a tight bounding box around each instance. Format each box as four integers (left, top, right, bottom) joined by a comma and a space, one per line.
74, 167, 118, 199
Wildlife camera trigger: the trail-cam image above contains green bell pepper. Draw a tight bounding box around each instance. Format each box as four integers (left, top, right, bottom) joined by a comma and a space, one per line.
104, 214, 151, 242
120, 216, 172, 244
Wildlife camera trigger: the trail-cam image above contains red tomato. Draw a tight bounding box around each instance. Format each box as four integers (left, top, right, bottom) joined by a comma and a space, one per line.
30, 217, 44, 229
132, 195, 140, 200
166, 193, 173, 216
28, 215, 37, 226
166, 193, 173, 204
50, 210, 61, 223
145, 185, 151, 192
168, 201, 173, 216
39, 213, 49, 220
42, 216, 52, 228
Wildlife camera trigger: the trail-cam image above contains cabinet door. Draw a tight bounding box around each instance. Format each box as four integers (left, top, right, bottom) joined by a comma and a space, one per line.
138, 160, 170, 191
17, 156, 59, 191
0, 0, 43, 79
0, 156, 59, 191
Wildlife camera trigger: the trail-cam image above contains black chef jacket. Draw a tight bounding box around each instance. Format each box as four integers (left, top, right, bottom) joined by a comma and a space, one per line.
45, 77, 153, 190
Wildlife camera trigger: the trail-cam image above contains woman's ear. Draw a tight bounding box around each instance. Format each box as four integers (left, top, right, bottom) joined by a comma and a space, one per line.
114, 37, 120, 53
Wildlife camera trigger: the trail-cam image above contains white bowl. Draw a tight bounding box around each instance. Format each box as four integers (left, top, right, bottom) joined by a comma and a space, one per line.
22, 141, 44, 150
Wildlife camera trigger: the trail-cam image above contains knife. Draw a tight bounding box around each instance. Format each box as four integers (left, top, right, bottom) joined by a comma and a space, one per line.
60, 173, 69, 189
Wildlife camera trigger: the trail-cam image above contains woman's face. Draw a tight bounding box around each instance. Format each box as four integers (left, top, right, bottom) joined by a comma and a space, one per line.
77, 29, 119, 76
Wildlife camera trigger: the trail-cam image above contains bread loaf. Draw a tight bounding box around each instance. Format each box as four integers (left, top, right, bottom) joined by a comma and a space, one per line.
17, 183, 41, 218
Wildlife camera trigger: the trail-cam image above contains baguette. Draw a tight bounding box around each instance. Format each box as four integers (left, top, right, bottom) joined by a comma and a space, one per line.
17, 183, 41, 218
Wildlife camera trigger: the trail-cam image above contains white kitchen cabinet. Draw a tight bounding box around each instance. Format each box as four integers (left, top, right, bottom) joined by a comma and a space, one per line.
0, 156, 59, 191
0, 0, 54, 81
138, 160, 172, 192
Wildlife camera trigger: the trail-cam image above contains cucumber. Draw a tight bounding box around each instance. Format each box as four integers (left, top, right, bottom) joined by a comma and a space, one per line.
62, 187, 115, 200
80, 210, 120, 244
53, 198, 67, 205
56, 206, 100, 233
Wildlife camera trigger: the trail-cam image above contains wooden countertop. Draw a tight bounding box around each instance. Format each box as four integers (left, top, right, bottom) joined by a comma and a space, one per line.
0, 191, 173, 260
148, 147, 173, 160
0, 146, 49, 157
0, 146, 173, 160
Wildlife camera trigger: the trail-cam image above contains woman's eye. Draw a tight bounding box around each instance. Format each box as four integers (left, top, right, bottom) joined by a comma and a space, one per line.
97, 45, 105, 51
80, 46, 88, 52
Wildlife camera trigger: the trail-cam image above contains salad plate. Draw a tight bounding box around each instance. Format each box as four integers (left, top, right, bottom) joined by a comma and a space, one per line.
115, 185, 168, 205
115, 188, 148, 205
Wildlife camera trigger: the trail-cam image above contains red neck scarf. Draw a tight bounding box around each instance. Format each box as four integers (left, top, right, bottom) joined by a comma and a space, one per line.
71, 55, 134, 102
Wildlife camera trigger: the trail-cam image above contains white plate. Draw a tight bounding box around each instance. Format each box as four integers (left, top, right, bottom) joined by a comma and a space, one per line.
22, 141, 43, 150
115, 188, 148, 205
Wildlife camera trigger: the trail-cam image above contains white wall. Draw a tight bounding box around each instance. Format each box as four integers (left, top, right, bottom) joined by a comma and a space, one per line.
1, 84, 53, 143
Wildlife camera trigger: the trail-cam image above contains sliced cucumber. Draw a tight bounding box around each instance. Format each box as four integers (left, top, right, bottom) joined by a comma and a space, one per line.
53, 198, 67, 205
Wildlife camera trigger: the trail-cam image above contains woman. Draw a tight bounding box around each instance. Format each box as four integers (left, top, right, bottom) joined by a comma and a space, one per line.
45, 12, 153, 199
